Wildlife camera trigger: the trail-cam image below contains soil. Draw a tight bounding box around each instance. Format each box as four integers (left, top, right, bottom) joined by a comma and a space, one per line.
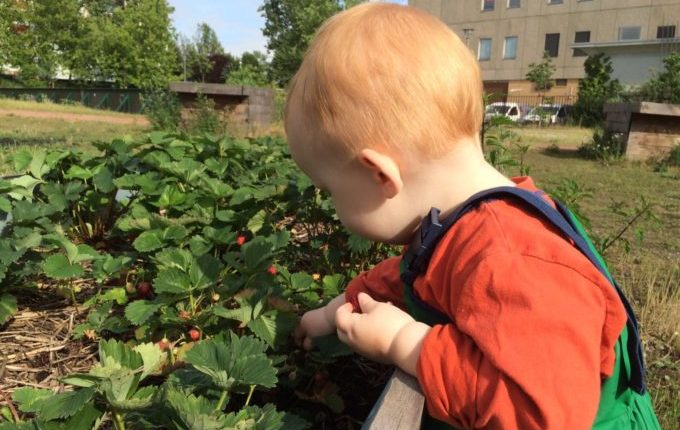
0, 109, 149, 126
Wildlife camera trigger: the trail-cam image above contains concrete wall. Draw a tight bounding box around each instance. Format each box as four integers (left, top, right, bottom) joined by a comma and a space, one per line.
169, 82, 276, 133
605, 102, 680, 160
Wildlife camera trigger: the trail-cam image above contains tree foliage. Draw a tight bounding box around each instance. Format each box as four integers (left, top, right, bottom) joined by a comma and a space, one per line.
572, 53, 622, 127
260, 0, 347, 87
640, 52, 680, 104
2, 0, 176, 89
526, 51, 556, 93
227, 51, 271, 87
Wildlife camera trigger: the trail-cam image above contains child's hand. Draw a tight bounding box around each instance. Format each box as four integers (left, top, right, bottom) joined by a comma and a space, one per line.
335, 293, 430, 375
294, 293, 347, 350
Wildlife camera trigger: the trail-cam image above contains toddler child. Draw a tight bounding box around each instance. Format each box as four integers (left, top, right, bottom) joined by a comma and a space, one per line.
285, 3, 659, 429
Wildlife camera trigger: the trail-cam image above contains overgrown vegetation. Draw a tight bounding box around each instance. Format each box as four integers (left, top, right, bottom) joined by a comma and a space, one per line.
577, 128, 626, 164
572, 53, 622, 127
639, 52, 680, 104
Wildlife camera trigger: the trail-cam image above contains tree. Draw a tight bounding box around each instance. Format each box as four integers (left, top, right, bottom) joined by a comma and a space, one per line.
227, 51, 270, 87
183, 22, 226, 82
640, 52, 680, 104
260, 0, 342, 87
0, 0, 22, 67
526, 51, 556, 94
572, 53, 622, 127
7, 0, 84, 86
74, 0, 177, 89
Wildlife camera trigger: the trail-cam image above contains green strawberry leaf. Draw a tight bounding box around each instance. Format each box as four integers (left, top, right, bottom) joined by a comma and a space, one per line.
134, 343, 166, 380
133, 230, 164, 252
154, 268, 191, 295
247, 310, 297, 348
125, 300, 162, 325
189, 254, 221, 290
164, 388, 227, 430
36, 387, 96, 421
0, 294, 18, 325
43, 254, 84, 280
247, 209, 267, 234
11, 387, 53, 413
185, 334, 277, 390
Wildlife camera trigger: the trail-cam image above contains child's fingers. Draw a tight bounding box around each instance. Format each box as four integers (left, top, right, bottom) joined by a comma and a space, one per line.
334, 302, 355, 333
303, 336, 313, 351
357, 292, 378, 313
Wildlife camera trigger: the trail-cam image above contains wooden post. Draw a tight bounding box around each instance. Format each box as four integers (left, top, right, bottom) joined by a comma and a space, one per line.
361, 369, 425, 430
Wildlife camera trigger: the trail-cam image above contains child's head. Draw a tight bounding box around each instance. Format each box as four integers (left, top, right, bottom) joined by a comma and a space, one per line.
285, 3, 485, 243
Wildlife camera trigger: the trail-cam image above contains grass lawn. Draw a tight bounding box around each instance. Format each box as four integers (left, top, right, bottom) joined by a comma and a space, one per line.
513, 124, 593, 148
0, 113, 150, 175
0, 97, 145, 119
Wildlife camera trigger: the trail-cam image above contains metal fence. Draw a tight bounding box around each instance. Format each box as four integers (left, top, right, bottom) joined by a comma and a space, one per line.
487, 94, 577, 107
0, 88, 144, 113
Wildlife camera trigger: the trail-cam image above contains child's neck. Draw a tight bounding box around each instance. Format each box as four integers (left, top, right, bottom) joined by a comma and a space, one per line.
405, 138, 516, 222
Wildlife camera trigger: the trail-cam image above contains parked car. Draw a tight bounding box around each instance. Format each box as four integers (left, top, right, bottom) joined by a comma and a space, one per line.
522, 104, 572, 125
484, 102, 529, 123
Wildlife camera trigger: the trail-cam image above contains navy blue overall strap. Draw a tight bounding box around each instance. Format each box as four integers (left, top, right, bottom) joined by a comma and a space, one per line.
400, 186, 646, 393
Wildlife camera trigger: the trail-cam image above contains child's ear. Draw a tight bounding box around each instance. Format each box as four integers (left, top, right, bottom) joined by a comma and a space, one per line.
358, 148, 403, 199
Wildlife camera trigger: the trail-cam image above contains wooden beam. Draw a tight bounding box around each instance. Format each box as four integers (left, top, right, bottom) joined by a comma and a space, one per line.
169, 82, 245, 96
362, 369, 425, 430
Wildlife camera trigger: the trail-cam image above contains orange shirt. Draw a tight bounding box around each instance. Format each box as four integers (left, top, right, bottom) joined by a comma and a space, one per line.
345, 177, 627, 430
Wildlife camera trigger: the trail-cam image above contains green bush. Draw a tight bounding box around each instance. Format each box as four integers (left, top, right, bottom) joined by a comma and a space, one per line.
639, 53, 680, 104
665, 145, 680, 167
185, 93, 222, 135
578, 128, 625, 164
142, 90, 182, 131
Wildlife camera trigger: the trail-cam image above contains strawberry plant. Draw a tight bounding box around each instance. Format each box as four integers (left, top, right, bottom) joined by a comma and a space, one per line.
0, 131, 397, 428
9, 335, 306, 429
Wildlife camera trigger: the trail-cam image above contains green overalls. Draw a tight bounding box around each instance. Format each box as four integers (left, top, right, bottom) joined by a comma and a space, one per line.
399, 187, 660, 430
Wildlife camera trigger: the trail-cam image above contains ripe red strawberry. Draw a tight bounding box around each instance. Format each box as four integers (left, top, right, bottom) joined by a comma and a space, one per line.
188, 329, 200, 341
236, 235, 247, 246
137, 282, 151, 298
267, 266, 278, 276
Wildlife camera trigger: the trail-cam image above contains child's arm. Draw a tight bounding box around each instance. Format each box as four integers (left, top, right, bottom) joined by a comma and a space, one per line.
335, 292, 430, 375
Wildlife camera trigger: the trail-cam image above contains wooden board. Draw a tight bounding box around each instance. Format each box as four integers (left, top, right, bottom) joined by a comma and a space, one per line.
362, 369, 425, 430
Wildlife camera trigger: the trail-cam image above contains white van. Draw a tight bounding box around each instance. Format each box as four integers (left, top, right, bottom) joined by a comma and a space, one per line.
484, 102, 527, 123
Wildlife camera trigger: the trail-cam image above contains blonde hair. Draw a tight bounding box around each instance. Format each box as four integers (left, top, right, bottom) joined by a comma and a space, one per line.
284, 2, 483, 159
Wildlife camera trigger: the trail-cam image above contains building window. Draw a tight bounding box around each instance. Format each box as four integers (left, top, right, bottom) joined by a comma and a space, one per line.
548, 0, 563, 4
478, 38, 492, 60
618, 26, 641, 41
544, 33, 560, 57
482, 0, 495, 11
504, 36, 518, 59
555, 79, 568, 86
657, 25, 676, 39
508, 0, 520, 8
573, 31, 590, 56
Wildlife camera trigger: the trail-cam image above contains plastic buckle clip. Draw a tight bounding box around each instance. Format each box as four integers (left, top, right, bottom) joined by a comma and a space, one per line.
404, 208, 443, 276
